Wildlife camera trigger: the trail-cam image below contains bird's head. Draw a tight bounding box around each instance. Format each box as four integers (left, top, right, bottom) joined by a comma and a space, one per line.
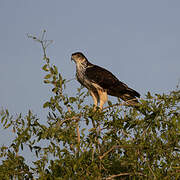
71, 52, 87, 64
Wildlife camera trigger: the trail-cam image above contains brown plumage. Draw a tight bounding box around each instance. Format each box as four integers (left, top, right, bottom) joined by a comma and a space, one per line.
71, 52, 140, 109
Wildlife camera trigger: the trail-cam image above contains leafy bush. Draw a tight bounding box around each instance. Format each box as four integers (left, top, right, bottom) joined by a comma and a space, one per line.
0, 31, 179, 179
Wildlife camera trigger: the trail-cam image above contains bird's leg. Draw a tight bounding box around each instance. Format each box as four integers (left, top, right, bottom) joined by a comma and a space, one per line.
90, 91, 99, 111
99, 90, 108, 110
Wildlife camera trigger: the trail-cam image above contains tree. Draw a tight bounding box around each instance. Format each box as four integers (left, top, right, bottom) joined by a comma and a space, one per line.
0, 31, 179, 179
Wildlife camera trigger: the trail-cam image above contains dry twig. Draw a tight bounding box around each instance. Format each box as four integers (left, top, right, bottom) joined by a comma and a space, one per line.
105, 172, 146, 180
103, 98, 140, 111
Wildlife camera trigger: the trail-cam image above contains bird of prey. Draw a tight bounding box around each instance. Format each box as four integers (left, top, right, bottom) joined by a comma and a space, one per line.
71, 52, 140, 110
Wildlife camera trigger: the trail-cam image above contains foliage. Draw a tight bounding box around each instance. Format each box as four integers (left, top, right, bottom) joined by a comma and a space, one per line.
0, 31, 180, 179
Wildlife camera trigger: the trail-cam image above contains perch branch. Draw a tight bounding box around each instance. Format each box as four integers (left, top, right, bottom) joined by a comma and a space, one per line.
103, 98, 140, 110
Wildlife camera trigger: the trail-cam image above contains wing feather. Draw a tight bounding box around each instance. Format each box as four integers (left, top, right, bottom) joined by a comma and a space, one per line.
85, 65, 124, 89
85, 65, 140, 98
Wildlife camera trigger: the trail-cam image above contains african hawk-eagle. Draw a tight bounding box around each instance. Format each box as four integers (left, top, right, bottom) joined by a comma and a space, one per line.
71, 52, 140, 110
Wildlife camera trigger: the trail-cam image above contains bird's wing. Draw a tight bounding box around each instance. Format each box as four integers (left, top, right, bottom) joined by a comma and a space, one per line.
85, 65, 140, 98
85, 65, 128, 90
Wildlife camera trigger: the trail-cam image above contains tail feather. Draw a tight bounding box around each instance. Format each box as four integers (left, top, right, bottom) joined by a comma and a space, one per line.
126, 87, 140, 98
107, 81, 140, 106
120, 93, 139, 106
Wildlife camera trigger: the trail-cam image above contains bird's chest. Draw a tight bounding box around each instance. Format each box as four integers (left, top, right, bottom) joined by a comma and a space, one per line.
76, 66, 91, 88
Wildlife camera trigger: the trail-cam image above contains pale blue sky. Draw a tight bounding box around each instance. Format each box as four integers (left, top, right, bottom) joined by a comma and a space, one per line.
0, 0, 180, 150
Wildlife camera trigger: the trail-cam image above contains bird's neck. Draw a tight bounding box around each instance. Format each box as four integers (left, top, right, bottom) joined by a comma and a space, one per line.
76, 58, 90, 71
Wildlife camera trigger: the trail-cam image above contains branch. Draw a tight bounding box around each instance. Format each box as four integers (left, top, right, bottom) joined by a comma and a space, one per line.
137, 150, 157, 179
67, 107, 81, 150
147, 162, 157, 180
103, 98, 140, 110
99, 145, 116, 160
141, 123, 151, 137
99, 145, 135, 160
106, 172, 146, 180
27, 30, 53, 63
76, 122, 80, 145
57, 114, 81, 126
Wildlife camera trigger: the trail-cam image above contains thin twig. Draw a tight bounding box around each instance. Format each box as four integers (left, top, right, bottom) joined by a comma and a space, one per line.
103, 98, 140, 110
147, 162, 157, 180
121, 129, 133, 140
137, 150, 157, 179
67, 108, 81, 151
141, 123, 151, 137
76, 122, 80, 145
91, 118, 101, 154
105, 172, 146, 180
56, 114, 81, 127
99, 145, 135, 160
92, 146, 95, 162
27, 30, 53, 62
66, 78, 76, 83
99, 145, 116, 160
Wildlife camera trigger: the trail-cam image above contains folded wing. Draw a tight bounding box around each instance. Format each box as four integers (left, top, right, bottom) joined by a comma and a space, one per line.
85, 65, 140, 104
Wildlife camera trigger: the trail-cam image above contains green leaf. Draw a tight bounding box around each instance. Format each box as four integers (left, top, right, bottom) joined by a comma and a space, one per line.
147, 91, 153, 99
50, 67, 54, 74
1, 116, 5, 124
44, 80, 50, 84
43, 102, 50, 108
44, 74, 52, 79
5, 109, 9, 116
5, 123, 11, 129
69, 97, 76, 103
42, 64, 49, 71
108, 101, 112, 106
53, 65, 58, 75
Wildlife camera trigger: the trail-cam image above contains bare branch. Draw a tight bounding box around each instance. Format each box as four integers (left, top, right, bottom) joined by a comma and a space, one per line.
106, 172, 146, 179
103, 98, 140, 111
76, 122, 80, 145
27, 30, 53, 62
99, 145, 116, 160
99, 145, 135, 160
56, 114, 81, 127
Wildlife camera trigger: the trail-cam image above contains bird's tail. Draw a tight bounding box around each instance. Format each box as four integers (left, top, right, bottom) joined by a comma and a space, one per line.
120, 88, 140, 106
120, 94, 139, 106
